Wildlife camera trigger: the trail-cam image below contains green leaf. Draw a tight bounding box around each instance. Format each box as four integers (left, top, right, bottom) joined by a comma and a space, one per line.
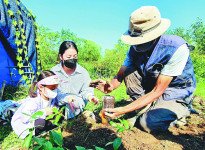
34, 22, 37, 26
19, 69, 24, 75
118, 119, 123, 124
22, 130, 33, 148
16, 0, 20, 5
33, 145, 42, 150
15, 39, 21, 47
113, 138, 122, 150
18, 10, 22, 15
60, 106, 66, 112
17, 48, 23, 54
42, 141, 53, 150
105, 141, 113, 147
51, 148, 64, 150
28, 13, 31, 17
22, 75, 28, 80
32, 137, 47, 150
22, 34, 26, 39
46, 114, 55, 120
21, 28, 25, 33
17, 62, 23, 68
49, 130, 63, 147
22, 40, 26, 46
116, 128, 125, 133
26, 79, 30, 84
25, 57, 29, 61
31, 111, 44, 120
54, 115, 61, 126
95, 146, 105, 150
12, 20, 17, 26
8, 10, 14, 16
52, 107, 59, 113
15, 30, 21, 38
16, 55, 22, 61
75, 146, 86, 150
116, 124, 124, 132
33, 137, 47, 145
122, 119, 130, 130
4, 0, 9, 6
24, 50, 28, 55
110, 121, 117, 127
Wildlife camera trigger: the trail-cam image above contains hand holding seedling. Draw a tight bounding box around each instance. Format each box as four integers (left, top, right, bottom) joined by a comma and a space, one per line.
87, 95, 99, 105
89, 79, 113, 93
68, 96, 79, 113
104, 107, 124, 119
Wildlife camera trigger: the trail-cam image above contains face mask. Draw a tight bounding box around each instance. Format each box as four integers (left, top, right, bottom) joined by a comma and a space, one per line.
134, 39, 157, 52
44, 88, 57, 99
64, 59, 77, 69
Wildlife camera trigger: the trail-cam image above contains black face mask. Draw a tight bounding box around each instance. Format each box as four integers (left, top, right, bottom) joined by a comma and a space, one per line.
134, 39, 157, 53
64, 59, 77, 69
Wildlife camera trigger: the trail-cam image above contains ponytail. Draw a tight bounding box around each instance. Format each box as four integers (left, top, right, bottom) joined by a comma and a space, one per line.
28, 70, 55, 98
29, 82, 38, 98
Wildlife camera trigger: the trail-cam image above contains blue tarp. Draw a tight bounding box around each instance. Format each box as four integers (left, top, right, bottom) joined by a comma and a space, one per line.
0, 0, 38, 87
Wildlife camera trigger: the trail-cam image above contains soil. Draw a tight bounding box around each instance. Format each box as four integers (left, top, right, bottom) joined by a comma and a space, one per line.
61, 96, 205, 150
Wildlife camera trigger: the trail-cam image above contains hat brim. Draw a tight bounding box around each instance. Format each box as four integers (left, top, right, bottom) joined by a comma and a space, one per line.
121, 18, 171, 45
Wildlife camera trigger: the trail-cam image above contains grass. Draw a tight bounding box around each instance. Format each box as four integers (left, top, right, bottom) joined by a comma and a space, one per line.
2, 84, 29, 101
0, 125, 22, 150
0, 78, 204, 149
194, 80, 205, 99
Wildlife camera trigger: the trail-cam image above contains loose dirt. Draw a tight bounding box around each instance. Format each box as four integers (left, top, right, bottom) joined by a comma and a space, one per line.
61, 96, 205, 150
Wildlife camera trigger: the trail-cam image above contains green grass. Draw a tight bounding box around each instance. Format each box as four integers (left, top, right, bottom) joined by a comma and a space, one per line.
194, 80, 205, 99
0, 78, 204, 149
0, 126, 22, 150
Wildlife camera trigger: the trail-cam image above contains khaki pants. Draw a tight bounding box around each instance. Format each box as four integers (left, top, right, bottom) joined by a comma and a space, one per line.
124, 66, 190, 132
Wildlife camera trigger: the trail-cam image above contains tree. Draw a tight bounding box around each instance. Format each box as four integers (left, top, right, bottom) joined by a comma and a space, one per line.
190, 18, 205, 54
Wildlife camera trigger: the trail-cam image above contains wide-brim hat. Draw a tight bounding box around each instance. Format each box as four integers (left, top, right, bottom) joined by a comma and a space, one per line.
121, 6, 171, 45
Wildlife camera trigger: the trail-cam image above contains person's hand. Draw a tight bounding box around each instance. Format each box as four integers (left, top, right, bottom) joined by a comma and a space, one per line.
67, 96, 79, 114
89, 79, 114, 93
87, 95, 99, 105
103, 107, 124, 119
68, 96, 75, 103
45, 107, 53, 116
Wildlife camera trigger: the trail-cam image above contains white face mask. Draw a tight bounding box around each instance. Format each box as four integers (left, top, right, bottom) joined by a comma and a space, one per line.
43, 88, 57, 99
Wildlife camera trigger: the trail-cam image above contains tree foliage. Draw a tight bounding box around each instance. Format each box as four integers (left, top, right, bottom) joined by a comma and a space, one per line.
166, 18, 205, 54
37, 18, 205, 81
166, 18, 205, 81
190, 18, 205, 54
94, 39, 129, 78
37, 26, 101, 71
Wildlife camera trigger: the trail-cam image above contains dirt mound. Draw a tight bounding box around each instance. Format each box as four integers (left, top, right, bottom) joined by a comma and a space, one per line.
61, 96, 205, 150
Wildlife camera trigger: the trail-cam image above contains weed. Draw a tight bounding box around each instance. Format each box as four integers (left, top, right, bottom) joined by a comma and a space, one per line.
21, 107, 65, 149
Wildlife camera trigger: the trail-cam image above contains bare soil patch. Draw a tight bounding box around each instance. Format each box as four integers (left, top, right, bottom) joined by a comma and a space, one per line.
61, 96, 205, 150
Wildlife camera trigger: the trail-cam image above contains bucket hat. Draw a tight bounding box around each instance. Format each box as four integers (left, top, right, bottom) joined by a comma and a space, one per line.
121, 6, 171, 45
